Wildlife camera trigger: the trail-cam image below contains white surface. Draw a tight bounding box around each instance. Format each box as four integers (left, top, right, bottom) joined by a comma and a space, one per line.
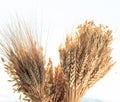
0, 0, 120, 101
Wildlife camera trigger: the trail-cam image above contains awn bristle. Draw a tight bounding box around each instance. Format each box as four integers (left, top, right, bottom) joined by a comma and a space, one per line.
0, 21, 114, 102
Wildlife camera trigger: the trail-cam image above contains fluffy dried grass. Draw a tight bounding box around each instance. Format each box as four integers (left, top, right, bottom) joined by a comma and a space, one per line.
0, 21, 114, 102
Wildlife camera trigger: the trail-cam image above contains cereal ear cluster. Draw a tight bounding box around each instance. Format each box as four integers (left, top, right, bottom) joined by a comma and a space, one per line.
0, 21, 114, 102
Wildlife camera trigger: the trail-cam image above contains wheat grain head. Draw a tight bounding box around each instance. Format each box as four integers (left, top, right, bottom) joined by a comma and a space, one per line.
0, 21, 45, 101
59, 21, 115, 102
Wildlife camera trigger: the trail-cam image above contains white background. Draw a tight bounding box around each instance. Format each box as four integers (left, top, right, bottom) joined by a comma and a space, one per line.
0, 0, 120, 101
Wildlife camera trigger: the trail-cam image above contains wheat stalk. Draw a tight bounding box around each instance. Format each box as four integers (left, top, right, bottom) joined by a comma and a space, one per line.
0, 20, 114, 102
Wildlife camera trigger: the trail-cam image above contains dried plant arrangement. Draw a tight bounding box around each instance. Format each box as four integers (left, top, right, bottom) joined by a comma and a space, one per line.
0, 20, 114, 102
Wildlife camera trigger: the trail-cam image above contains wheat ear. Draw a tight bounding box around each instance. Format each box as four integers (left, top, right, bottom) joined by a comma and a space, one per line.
0, 22, 45, 101
59, 21, 115, 102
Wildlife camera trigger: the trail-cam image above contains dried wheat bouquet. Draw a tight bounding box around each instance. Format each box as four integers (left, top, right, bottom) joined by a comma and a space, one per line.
0, 21, 114, 102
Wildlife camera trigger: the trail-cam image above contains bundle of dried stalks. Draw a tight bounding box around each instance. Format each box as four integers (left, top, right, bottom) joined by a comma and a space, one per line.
0, 21, 114, 102
59, 21, 115, 102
